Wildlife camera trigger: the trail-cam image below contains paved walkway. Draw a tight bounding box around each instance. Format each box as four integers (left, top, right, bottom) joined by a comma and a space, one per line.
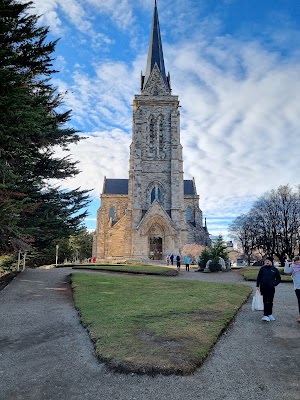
0, 267, 299, 400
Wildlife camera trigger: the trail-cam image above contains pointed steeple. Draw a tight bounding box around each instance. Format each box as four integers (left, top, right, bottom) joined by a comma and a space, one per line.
143, 1, 170, 90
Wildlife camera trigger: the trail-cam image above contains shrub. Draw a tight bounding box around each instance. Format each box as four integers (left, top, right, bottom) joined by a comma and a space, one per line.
209, 255, 222, 272
198, 248, 211, 270
0, 254, 17, 272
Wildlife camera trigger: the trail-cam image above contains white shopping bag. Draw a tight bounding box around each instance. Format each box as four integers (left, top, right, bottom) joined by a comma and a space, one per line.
251, 290, 264, 311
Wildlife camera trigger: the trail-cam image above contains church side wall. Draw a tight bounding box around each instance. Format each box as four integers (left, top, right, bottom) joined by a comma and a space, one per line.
94, 195, 129, 259
107, 215, 129, 257
184, 196, 210, 246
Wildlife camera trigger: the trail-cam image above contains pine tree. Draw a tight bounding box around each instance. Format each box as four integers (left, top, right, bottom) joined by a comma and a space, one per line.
0, 0, 90, 257
198, 235, 229, 272
197, 248, 210, 270
69, 229, 93, 262
210, 235, 229, 261
209, 235, 229, 272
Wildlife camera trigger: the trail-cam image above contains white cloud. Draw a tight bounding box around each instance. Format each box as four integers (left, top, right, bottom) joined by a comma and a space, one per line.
53, 130, 131, 196
23, 0, 62, 34
24, 0, 113, 45
59, 0, 93, 33
30, 0, 135, 33
85, 0, 134, 30
53, 60, 139, 131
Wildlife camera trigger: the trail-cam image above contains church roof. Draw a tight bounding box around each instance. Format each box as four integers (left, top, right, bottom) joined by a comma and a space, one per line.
184, 180, 196, 195
103, 179, 128, 194
144, 1, 169, 89
103, 179, 195, 195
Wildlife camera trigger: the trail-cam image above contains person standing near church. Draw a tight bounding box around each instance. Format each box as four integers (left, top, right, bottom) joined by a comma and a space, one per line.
170, 253, 174, 266
176, 254, 181, 271
256, 256, 281, 322
184, 255, 191, 271
284, 256, 300, 323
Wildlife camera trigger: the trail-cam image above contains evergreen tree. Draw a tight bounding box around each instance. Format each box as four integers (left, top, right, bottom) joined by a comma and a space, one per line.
210, 235, 229, 262
208, 253, 222, 272
0, 0, 90, 257
69, 229, 93, 262
198, 235, 229, 272
197, 248, 210, 270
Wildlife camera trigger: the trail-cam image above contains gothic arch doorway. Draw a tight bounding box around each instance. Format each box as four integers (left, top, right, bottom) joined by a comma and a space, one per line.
148, 222, 164, 260
149, 237, 162, 260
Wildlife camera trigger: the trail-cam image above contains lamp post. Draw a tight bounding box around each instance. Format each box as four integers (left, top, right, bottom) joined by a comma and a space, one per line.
55, 244, 59, 266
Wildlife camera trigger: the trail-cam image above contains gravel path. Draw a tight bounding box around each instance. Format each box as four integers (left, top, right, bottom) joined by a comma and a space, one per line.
0, 267, 299, 400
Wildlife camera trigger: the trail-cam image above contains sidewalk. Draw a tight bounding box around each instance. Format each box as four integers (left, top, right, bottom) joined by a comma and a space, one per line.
0, 268, 299, 400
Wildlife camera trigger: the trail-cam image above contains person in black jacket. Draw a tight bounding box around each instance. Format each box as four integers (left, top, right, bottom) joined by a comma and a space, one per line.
176, 254, 181, 271
256, 256, 281, 322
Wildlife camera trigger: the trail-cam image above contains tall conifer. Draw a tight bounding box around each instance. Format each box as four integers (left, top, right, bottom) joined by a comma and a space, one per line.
0, 0, 90, 256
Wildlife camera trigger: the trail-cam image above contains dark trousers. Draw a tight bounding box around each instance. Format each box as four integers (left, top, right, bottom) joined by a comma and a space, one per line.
261, 287, 275, 316
185, 264, 189, 271
295, 289, 300, 313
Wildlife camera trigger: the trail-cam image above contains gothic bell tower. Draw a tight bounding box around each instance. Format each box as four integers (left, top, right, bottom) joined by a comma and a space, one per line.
126, 1, 188, 259
93, 1, 210, 261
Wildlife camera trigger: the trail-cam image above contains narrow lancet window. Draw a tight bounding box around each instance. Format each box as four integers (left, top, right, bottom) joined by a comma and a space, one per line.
151, 187, 155, 204
109, 207, 115, 219
186, 207, 191, 221
157, 187, 161, 202
158, 115, 164, 154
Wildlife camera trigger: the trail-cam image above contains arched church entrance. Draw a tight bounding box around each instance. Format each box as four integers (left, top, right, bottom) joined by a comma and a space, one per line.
148, 222, 164, 260
149, 237, 162, 260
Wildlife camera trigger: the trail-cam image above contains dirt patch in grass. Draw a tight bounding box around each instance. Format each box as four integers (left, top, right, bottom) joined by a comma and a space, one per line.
88, 311, 239, 376
96, 310, 231, 376
96, 329, 201, 375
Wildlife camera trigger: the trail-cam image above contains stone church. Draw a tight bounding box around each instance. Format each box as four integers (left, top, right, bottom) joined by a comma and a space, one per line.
93, 1, 210, 261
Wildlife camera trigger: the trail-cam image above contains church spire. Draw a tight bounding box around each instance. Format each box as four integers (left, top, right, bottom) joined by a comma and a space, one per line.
143, 0, 169, 89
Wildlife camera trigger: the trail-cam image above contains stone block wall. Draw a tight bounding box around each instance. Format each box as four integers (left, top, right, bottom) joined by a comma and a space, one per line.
94, 194, 129, 259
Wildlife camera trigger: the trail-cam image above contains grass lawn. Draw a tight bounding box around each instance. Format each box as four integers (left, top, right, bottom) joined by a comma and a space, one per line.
239, 266, 292, 282
69, 264, 178, 276
72, 273, 252, 375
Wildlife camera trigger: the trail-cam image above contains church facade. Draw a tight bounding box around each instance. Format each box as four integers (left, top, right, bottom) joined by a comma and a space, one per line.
93, 2, 210, 261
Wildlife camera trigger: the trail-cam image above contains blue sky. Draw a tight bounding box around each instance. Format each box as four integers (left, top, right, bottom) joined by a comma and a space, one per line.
25, 0, 300, 239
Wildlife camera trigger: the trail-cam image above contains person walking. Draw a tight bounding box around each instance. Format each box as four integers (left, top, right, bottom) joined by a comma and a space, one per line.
176, 254, 181, 271
170, 253, 174, 266
184, 255, 191, 271
256, 256, 281, 322
284, 255, 300, 323
166, 255, 170, 266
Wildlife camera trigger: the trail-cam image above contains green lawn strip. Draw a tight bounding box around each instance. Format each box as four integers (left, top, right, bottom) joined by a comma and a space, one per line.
71, 273, 251, 375
70, 264, 177, 276
239, 267, 292, 282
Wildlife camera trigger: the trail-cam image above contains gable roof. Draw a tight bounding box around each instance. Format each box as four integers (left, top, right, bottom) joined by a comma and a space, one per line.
103, 179, 128, 194
184, 180, 195, 195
